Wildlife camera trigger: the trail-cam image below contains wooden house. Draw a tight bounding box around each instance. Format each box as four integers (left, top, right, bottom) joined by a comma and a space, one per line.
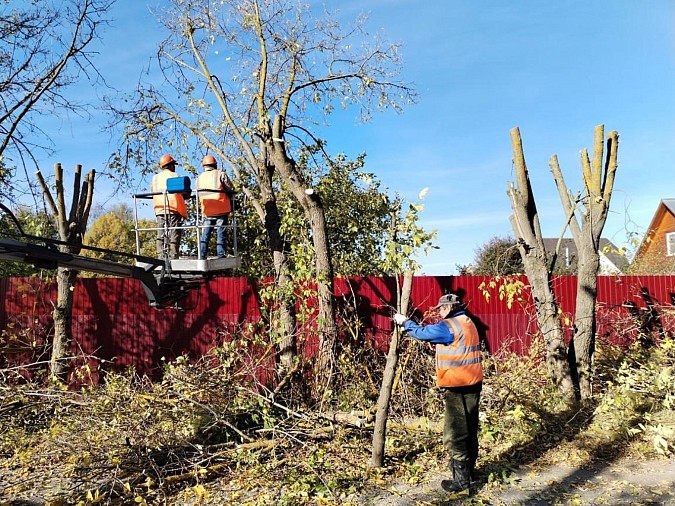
631, 199, 675, 274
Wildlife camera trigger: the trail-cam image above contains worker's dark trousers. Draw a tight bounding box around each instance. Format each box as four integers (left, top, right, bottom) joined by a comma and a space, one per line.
442, 386, 481, 463
156, 213, 183, 259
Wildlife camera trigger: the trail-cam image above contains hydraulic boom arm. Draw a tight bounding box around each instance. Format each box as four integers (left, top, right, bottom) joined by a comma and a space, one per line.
0, 236, 197, 309
0, 199, 201, 309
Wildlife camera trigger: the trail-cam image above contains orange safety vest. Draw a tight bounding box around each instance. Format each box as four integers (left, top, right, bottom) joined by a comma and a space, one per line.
435, 315, 483, 388
151, 170, 188, 218
197, 169, 232, 216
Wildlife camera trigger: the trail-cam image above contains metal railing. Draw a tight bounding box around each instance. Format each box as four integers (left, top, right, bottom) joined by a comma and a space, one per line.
132, 189, 239, 264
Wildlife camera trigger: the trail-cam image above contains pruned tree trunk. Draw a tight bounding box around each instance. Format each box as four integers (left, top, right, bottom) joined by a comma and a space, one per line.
36, 163, 95, 380
570, 244, 599, 399
52, 267, 79, 377
550, 126, 619, 400
508, 127, 575, 403
370, 270, 413, 467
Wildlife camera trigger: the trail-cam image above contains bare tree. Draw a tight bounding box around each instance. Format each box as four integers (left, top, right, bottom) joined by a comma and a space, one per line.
113, 0, 415, 396
0, 0, 113, 194
508, 125, 619, 403
508, 127, 575, 402
550, 125, 619, 400
36, 163, 95, 380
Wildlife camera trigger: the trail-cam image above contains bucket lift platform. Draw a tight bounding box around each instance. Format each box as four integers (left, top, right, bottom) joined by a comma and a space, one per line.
0, 185, 243, 309
132, 186, 241, 277
137, 255, 241, 275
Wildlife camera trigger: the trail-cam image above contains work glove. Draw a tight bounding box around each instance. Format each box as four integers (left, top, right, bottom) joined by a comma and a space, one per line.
393, 313, 407, 326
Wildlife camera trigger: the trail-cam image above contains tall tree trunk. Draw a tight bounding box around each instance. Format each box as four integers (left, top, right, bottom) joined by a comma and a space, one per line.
304, 195, 337, 397
519, 244, 574, 394
508, 127, 575, 402
550, 126, 619, 401
571, 245, 599, 399
370, 271, 413, 467
36, 163, 94, 381
269, 116, 338, 399
51, 267, 78, 378
258, 162, 297, 374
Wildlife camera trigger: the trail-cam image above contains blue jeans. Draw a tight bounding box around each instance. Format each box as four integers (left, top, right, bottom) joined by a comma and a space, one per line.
199, 215, 228, 259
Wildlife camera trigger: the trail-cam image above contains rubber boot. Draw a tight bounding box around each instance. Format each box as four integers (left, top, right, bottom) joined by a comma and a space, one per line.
468, 455, 477, 480
467, 441, 479, 480
441, 459, 470, 493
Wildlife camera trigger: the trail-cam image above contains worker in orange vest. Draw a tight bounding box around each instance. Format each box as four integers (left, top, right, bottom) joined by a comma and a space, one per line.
394, 293, 483, 494
196, 154, 233, 259
151, 154, 188, 259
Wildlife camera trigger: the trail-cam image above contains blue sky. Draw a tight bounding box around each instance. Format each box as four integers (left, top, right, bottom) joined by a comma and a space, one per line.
29, 0, 675, 274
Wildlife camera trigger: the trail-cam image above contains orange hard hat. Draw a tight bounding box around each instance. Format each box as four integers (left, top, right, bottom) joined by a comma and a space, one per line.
201, 154, 217, 167
159, 154, 176, 168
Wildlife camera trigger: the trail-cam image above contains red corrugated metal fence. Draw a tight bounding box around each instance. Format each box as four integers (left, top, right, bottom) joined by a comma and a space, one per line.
1, 275, 674, 378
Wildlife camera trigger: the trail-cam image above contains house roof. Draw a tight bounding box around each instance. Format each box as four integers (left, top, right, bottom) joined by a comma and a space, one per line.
635, 199, 675, 257
647, 199, 675, 231
542, 237, 629, 271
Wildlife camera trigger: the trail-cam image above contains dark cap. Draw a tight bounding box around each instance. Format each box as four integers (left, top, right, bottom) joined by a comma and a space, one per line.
434, 293, 461, 309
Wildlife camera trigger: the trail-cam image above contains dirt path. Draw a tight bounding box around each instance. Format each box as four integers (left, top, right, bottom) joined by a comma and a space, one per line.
3, 456, 674, 505
355, 456, 675, 505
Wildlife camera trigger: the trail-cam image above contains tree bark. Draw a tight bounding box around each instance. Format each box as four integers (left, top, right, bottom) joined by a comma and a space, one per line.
305, 196, 338, 397
36, 163, 94, 380
508, 127, 575, 402
370, 271, 413, 467
571, 245, 599, 399
52, 267, 78, 378
258, 157, 297, 374
269, 115, 338, 399
550, 126, 619, 400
